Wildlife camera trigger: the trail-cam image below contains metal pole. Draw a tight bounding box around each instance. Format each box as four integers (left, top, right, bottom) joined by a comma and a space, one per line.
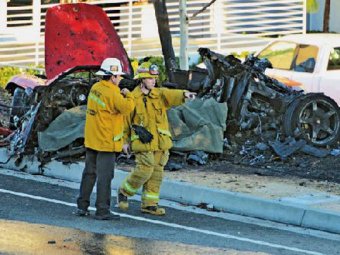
179, 0, 188, 70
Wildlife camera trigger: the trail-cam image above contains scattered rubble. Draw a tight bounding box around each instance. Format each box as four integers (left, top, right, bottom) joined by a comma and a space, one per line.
0, 88, 11, 128
164, 161, 183, 172
331, 149, 340, 156
187, 151, 209, 165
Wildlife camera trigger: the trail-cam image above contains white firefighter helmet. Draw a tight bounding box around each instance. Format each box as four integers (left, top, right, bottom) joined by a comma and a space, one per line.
95, 58, 125, 76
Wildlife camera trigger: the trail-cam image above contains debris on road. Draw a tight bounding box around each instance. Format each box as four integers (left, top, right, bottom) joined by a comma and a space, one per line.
164, 161, 183, 172
187, 151, 209, 165
269, 138, 307, 160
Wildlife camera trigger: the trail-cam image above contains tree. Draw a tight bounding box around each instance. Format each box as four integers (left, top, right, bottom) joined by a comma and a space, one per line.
152, 0, 216, 77
153, 0, 178, 82
307, 0, 331, 32
323, 0, 330, 32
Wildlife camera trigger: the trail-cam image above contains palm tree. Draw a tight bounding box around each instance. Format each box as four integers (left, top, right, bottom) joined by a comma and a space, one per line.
307, 0, 331, 32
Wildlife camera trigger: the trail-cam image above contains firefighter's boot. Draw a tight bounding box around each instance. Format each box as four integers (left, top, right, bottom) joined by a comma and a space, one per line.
117, 190, 129, 211
141, 205, 166, 216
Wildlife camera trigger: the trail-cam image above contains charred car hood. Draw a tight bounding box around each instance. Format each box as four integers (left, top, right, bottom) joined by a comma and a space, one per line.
45, 3, 131, 80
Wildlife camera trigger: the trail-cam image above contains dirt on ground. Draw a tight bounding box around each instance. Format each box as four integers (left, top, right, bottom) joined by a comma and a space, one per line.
203, 149, 340, 184
118, 148, 340, 199
167, 157, 340, 198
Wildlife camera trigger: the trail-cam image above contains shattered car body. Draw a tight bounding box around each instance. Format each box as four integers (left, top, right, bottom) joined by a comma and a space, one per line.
3, 3, 132, 157
9, 67, 98, 156
197, 48, 340, 147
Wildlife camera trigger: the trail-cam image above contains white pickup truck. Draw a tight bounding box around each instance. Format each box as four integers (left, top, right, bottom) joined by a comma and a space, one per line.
257, 33, 340, 106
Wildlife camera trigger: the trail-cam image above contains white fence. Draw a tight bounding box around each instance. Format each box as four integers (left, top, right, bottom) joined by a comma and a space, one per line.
0, 0, 306, 67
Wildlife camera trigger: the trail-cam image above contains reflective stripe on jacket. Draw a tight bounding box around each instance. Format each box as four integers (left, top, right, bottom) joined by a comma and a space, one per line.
85, 80, 135, 152
125, 86, 185, 152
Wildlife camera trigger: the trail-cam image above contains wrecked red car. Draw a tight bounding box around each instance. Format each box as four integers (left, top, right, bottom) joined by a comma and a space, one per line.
3, 3, 133, 155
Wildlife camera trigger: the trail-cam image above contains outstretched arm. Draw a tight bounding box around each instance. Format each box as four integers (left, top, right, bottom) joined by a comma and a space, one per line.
161, 88, 197, 108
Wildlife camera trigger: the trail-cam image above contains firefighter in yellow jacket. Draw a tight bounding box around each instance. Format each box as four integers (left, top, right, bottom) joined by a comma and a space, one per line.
117, 61, 196, 216
76, 58, 135, 220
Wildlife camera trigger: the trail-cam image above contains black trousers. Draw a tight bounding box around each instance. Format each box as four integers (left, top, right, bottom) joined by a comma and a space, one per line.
77, 148, 115, 215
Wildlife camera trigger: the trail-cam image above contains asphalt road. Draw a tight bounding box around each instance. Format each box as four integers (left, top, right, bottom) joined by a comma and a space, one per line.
0, 168, 339, 255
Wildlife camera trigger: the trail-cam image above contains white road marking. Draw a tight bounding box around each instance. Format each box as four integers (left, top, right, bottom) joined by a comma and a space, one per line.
1, 168, 339, 242
0, 188, 324, 255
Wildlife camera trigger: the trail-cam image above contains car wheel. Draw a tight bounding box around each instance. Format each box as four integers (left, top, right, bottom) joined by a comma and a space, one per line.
283, 94, 340, 146
282, 95, 306, 137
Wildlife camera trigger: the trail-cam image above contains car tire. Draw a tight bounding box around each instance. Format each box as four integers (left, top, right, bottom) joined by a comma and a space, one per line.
283, 94, 309, 137
283, 93, 340, 146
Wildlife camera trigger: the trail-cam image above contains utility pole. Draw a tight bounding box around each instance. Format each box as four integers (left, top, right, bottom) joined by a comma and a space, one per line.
179, 0, 189, 70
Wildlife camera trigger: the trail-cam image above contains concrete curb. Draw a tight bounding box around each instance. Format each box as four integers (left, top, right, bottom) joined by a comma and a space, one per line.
160, 180, 340, 234
1, 151, 339, 234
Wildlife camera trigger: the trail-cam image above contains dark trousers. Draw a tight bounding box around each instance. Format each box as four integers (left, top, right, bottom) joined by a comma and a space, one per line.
77, 148, 115, 215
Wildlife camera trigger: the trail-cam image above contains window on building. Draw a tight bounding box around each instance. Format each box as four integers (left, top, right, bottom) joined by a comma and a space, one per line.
327, 47, 340, 70
258, 41, 297, 70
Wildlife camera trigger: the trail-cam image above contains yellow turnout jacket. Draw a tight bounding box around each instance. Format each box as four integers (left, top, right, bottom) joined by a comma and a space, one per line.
125, 86, 185, 152
85, 80, 135, 152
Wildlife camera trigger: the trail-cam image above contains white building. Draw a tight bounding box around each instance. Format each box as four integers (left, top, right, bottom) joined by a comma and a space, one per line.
0, 0, 306, 66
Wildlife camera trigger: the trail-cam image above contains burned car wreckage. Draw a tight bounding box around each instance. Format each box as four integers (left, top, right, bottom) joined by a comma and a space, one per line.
1, 3, 340, 166
197, 48, 340, 147
5, 67, 100, 157
3, 47, 340, 164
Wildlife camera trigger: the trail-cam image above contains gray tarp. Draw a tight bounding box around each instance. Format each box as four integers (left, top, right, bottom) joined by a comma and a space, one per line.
38, 98, 227, 153
168, 98, 227, 153
38, 105, 86, 152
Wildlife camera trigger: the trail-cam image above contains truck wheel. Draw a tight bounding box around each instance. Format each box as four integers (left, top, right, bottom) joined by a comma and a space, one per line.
283, 94, 340, 146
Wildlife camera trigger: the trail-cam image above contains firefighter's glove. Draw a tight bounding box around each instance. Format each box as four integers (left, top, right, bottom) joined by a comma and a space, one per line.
132, 124, 153, 144
119, 77, 138, 91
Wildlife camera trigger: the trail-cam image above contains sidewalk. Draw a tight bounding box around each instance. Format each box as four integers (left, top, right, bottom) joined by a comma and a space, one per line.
0, 148, 339, 234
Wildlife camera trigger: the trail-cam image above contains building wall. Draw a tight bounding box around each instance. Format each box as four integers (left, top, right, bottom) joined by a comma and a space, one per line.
0, 0, 307, 65
329, 0, 340, 32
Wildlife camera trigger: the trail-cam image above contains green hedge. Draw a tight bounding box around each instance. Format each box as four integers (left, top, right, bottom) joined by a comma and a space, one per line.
0, 66, 42, 89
